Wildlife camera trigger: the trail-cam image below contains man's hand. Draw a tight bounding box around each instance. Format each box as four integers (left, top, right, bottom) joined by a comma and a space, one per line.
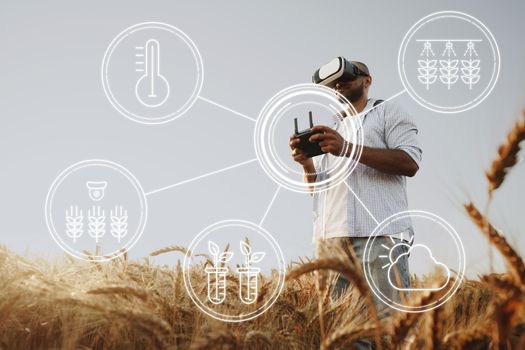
289, 135, 316, 184
309, 125, 351, 157
289, 135, 313, 166
308, 125, 419, 176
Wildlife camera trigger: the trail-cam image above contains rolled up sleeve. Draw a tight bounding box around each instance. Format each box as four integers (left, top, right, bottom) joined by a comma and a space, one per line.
384, 103, 422, 167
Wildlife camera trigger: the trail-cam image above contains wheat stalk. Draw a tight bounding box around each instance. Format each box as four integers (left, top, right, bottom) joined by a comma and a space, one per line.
57, 297, 172, 348
149, 245, 191, 257
445, 326, 491, 350
431, 305, 443, 350
287, 258, 382, 350
190, 330, 239, 350
390, 280, 449, 347
481, 273, 523, 296
322, 323, 378, 350
464, 202, 525, 286
244, 330, 273, 348
486, 111, 525, 198
86, 285, 149, 301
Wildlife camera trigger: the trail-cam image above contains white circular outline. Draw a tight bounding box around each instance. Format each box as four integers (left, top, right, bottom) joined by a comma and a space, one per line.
45, 159, 148, 262
398, 11, 500, 114
101, 22, 204, 125
254, 83, 363, 194
182, 219, 286, 323
363, 210, 466, 313
268, 100, 353, 178
269, 101, 342, 177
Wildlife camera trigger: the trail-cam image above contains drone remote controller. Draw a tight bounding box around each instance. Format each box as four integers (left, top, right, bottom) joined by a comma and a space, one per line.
293, 111, 325, 158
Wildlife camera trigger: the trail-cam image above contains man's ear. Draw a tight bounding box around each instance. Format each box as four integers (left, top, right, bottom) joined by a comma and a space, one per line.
365, 76, 372, 89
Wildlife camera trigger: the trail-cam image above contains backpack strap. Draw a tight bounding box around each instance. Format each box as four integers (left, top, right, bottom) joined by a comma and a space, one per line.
373, 99, 384, 107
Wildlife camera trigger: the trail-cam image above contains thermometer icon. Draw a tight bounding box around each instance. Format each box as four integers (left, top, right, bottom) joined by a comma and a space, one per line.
135, 39, 170, 108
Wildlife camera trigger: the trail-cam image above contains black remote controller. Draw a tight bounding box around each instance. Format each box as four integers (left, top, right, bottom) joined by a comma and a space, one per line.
293, 111, 325, 158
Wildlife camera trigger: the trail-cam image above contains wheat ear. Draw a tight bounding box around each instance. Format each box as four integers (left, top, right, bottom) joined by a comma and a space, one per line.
464, 202, 525, 286
87, 285, 149, 301
149, 245, 191, 257
486, 111, 525, 198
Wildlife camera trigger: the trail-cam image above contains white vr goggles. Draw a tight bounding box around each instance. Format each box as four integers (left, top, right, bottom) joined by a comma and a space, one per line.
312, 57, 369, 88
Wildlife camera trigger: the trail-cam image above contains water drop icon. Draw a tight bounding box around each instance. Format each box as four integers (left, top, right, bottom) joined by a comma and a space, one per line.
135, 39, 170, 108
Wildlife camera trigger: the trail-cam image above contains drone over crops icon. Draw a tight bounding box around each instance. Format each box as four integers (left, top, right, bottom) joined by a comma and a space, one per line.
64, 181, 129, 244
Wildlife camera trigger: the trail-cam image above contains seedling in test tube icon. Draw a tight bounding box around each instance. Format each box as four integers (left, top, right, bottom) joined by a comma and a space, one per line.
135, 39, 170, 108
86, 181, 107, 202
205, 241, 234, 304
237, 240, 265, 304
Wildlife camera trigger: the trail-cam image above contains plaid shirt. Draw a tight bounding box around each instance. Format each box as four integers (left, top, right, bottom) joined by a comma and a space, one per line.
312, 99, 422, 240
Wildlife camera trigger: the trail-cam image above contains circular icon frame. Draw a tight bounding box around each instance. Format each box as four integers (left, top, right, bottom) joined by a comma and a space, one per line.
101, 22, 204, 124
363, 210, 466, 313
45, 159, 148, 261
398, 11, 500, 114
254, 83, 363, 194
183, 219, 286, 322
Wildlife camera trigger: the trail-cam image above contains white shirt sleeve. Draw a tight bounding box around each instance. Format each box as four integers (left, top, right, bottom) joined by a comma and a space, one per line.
383, 102, 422, 167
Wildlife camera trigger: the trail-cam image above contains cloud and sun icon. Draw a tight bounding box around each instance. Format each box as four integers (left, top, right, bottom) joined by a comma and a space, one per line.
379, 235, 451, 291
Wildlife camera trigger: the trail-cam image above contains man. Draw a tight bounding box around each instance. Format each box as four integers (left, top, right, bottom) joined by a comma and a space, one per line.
289, 60, 422, 312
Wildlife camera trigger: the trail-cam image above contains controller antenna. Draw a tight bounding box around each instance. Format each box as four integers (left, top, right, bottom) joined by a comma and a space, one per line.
308, 111, 313, 128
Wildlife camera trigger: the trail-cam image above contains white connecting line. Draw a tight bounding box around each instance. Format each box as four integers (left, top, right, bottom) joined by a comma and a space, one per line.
145, 158, 258, 196
145, 89, 406, 227
344, 182, 379, 225
259, 186, 281, 226
145, 97, 256, 195
343, 89, 407, 225
198, 96, 257, 123
359, 89, 407, 117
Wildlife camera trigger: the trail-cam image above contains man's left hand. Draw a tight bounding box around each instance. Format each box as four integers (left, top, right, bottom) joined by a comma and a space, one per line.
309, 125, 352, 157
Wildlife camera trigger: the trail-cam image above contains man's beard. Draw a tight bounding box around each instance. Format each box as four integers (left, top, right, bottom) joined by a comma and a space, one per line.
344, 80, 365, 103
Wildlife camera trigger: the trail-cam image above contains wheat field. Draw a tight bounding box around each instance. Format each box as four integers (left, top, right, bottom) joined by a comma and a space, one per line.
1, 113, 524, 349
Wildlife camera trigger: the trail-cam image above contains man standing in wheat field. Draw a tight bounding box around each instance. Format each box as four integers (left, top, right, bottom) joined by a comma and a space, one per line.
289, 58, 422, 322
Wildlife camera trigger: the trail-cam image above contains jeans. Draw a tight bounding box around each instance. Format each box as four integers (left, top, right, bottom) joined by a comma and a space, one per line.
319, 236, 411, 350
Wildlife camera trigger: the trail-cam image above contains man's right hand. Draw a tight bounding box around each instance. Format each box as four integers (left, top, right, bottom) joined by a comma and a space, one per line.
289, 136, 317, 185
289, 136, 312, 166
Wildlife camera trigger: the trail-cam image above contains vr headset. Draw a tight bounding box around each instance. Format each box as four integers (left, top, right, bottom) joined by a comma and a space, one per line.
312, 57, 369, 88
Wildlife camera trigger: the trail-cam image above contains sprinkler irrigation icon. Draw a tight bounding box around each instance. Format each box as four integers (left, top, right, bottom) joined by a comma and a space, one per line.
416, 39, 481, 90
398, 11, 500, 114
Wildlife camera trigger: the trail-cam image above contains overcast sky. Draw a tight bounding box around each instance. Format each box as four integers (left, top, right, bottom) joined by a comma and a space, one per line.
1, 0, 524, 278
